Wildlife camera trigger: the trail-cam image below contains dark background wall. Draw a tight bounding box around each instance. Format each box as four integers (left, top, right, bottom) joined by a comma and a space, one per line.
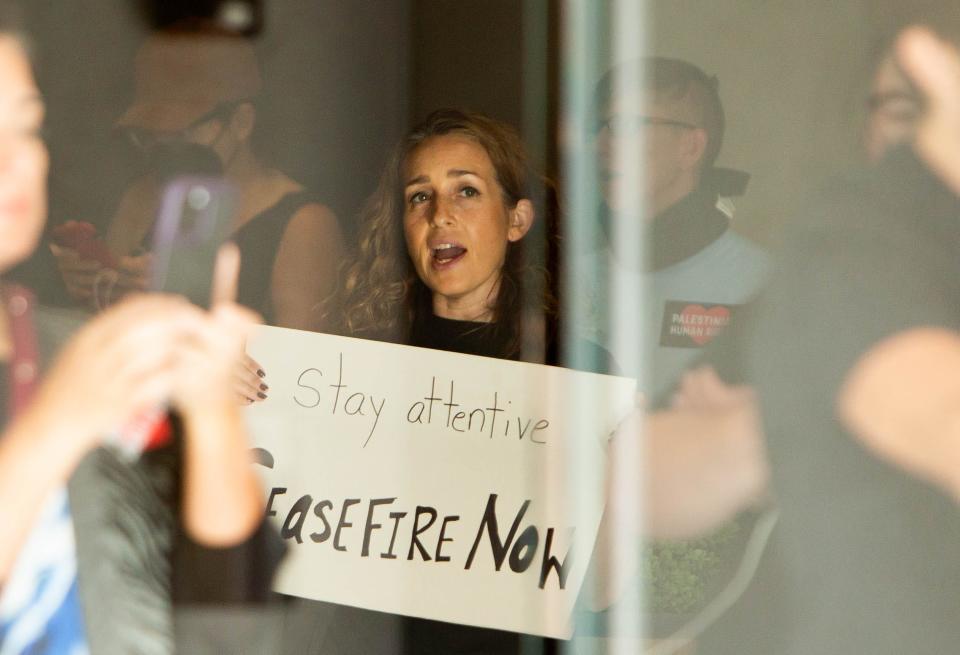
255, 0, 410, 227
410, 0, 524, 129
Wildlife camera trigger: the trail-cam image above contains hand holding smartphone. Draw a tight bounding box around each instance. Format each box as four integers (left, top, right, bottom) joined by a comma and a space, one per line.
51, 220, 117, 268
111, 176, 238, 458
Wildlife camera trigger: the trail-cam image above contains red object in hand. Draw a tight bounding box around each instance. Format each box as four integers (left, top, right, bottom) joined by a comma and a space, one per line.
112, 407, 173, 459
52, 221, 118, 268
143, 414, 173, 451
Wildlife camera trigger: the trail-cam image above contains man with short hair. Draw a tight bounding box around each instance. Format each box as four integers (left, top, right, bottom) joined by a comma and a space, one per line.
595, 57, 726, 219
577, 58, 772, 644
584, 57, 768, 405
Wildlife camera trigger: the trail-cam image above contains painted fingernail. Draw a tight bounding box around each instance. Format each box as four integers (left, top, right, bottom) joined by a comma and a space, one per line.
260, 383, 268, 391
257, 392, 267, 400
257, 369, 266, 378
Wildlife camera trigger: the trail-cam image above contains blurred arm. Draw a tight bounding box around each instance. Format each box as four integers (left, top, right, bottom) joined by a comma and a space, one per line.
839, 327, 960, 501
644, 393, 768, 540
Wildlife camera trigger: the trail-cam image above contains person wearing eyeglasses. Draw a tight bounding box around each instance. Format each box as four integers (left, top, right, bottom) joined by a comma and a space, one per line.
580, 59, 771, 548
573, 58, 773, 645
585, 57, 768, 405
50, 21, 345, 336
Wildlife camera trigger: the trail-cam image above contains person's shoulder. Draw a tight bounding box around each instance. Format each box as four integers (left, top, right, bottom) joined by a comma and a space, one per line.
710, 229, 770, 272
665, 226, 770, 300
267, 170, 340, 227
287, 201, 338, 227
280, 201, 341, 243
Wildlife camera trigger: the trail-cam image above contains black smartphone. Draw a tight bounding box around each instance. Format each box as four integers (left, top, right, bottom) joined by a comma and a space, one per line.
150, 176, 236, 307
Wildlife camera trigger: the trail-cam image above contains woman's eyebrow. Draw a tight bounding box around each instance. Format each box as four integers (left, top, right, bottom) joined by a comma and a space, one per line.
405, 169, 479, 187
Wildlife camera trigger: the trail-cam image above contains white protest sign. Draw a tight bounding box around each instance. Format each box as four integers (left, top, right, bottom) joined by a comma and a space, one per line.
245, 326, 636, 639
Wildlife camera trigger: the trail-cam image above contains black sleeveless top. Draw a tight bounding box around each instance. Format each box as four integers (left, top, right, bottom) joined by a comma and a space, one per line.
233, 191, 319, 324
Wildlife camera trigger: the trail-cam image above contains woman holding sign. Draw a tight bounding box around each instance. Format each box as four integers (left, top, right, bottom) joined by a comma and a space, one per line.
312, 109, 562, 655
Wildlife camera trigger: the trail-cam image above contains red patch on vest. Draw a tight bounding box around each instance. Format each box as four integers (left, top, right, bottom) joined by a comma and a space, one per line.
679, 304, 731, 345
659, 300, 737, 348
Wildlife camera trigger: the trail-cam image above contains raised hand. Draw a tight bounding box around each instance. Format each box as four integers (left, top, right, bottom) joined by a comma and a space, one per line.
19, 294, 207, 461
49, 242, 104, 305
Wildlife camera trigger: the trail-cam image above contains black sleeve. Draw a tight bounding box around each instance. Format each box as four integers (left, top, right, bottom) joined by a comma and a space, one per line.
160, 413, 287, 605
726, 148, 960, 655
172, 517, 286, 604
751, 146, 960, 485
758, 173, 960, 418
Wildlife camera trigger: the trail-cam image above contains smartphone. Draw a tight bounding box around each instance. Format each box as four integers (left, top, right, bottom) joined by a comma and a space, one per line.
150, 176, 236, 307
51, 220, 117, 268
114, 177, 237, 459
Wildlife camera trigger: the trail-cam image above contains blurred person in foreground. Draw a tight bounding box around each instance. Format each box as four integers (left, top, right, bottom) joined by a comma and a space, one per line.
710, 25, 960, 655
696, 22, 930, 654
0, 8, 282, 654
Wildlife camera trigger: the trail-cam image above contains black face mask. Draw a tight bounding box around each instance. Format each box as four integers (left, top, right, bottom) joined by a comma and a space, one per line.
145, 141, 224, 181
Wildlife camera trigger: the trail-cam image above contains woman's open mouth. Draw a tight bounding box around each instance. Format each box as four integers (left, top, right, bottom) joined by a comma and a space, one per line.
431, 243, 467, 268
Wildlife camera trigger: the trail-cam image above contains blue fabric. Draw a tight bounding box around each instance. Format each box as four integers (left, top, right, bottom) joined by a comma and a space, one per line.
0, 489, 89, 655
578, 227, 769, 399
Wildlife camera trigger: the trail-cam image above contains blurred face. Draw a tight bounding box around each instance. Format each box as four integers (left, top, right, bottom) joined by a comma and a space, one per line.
596, 90, 705, 218
402, 134, 531, 321
0, 37, 47, 272
865, 54, 920, 163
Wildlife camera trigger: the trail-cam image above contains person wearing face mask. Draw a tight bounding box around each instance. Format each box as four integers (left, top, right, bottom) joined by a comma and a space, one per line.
51, 22, 345, 335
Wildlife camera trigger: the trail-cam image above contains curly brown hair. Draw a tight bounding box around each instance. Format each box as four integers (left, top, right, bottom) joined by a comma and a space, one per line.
333, 108, 554, 361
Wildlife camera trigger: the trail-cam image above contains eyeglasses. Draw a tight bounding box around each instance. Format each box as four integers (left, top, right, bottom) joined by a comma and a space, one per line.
120, 101, 241, 152
595, 115, 701, 136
